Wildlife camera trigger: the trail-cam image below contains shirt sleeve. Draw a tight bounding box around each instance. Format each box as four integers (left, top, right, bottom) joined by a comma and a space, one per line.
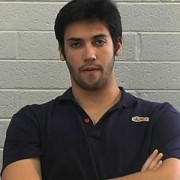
151, 103, 180, 160
1, 105, 42, 175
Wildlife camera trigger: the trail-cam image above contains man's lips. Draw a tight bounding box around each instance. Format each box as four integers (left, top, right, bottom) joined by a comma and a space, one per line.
80, 65, 102, 72
81, 67, 100, 71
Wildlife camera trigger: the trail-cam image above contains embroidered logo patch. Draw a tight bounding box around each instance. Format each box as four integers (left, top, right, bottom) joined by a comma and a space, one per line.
132, 116, 149, 122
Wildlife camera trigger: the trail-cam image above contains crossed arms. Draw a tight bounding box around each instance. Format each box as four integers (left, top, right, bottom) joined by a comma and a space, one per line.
111, 159, 180, 180
2, 149, 180, 180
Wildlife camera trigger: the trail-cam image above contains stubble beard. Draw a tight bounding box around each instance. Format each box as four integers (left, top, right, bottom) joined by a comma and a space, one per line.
66, 58, 115, 91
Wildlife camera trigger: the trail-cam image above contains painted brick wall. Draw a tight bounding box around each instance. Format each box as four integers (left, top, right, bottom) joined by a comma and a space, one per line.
0, 0, 180, 172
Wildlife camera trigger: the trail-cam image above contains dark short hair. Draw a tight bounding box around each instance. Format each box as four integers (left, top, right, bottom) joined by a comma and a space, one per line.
54, 0, 122, 54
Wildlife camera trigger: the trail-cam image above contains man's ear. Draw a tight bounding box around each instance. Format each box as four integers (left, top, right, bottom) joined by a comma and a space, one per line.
115, 37, 123, 56
58, 46, 65, 61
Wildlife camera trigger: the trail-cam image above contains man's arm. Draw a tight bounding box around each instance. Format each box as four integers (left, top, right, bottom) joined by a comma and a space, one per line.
1, 150, 163, 180
110, 158, 180, 180
1, 150, 162, 180
1, 158, 42, 180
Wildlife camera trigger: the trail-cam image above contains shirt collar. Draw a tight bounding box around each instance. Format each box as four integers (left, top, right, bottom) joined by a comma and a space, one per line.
117, 87, 137, 108
58, 87, 76, 102
58, 87, 137, 108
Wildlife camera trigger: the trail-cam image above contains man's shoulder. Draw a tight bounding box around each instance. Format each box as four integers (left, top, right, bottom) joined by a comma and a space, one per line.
135, 96, 176, 112
13, 93, 72, 124
122, 88, 179, 116
16, 88, 73, 116
16, 96, 59, 114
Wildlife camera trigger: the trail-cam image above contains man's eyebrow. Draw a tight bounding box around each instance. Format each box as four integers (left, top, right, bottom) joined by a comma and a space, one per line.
67, 37, 82, 41
92, 34, 108, 39
67, 38, 82, 42
67, 34, 108, 42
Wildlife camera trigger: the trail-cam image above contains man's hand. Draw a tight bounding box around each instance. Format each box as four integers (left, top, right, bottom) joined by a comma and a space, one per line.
109, 149, 164, 180
141, 149, 163, 172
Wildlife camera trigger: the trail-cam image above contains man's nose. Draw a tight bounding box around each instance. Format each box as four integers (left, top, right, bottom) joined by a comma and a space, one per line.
83, 44, 97, 62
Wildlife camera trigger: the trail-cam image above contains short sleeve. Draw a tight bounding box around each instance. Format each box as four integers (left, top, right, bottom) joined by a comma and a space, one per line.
151, 103, 180, 160
1, 105, 42, 175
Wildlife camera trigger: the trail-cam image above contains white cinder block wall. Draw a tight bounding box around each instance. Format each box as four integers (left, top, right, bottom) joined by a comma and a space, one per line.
0, 0, 180, 171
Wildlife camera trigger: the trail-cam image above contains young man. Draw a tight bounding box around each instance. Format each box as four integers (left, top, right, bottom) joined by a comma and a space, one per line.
1, 0, 180, 179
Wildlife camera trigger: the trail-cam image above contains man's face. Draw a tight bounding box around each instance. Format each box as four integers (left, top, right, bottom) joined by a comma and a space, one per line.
60, 20, 122, 91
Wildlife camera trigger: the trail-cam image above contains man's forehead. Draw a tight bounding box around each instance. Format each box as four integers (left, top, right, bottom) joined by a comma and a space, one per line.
64, 21, 110, 40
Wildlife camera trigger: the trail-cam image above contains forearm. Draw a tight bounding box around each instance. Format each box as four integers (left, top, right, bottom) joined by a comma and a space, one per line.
110, 170, 168, 180
1, 158, 42, 180
110, 158, 180, 180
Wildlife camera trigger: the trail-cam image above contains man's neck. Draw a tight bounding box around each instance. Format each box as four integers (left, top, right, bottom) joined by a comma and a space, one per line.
71, 81, 121, 124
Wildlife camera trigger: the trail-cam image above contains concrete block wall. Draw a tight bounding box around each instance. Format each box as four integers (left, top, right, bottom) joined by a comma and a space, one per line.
0, 0, 180, 172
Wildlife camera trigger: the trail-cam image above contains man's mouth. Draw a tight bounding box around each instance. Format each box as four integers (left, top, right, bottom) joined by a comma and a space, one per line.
80, 65, 102, 72
81, 67, 100, 72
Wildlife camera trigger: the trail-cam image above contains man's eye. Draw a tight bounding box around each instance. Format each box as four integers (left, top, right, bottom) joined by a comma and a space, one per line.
70, 42, 81, 48
94, 39, 106, 46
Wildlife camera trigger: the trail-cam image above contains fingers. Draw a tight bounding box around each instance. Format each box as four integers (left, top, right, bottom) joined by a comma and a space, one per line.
141, 149, 158, 171
148, 150, 163, 171
153, 160, 163, 171
141, 149, 163, 172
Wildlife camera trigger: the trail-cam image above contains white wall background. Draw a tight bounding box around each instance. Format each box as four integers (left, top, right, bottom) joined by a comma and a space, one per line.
0, 0, 180, 171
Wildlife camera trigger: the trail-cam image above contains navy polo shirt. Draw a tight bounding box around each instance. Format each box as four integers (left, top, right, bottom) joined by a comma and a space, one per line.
2, 87, 180, 180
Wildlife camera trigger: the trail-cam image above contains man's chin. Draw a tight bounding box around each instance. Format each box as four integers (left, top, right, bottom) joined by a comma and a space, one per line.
78, 81, 104, 91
